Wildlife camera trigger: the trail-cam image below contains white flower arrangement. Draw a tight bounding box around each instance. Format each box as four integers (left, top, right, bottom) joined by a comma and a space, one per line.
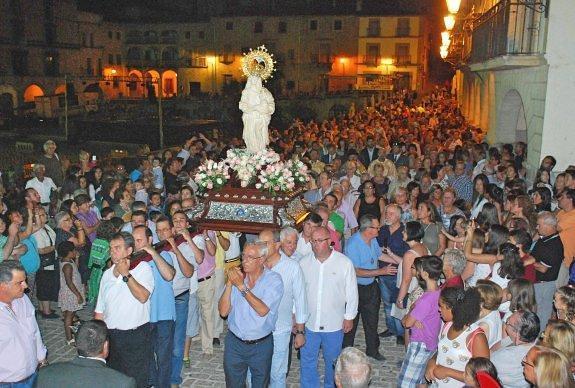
195, 148, 309, 196
255, 162, 295, 195
194, 160, 230, 192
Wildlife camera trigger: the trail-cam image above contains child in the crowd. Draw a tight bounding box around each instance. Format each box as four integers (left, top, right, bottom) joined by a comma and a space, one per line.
397, 255, 443, 387
134, 178, 148, 204
464, 357, 502, 388
58, 240, 85, 345
476, 280, 503, 349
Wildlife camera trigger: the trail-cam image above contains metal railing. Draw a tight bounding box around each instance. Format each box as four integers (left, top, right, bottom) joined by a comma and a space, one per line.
470, 0, 547, 63
394, 55, 412, 65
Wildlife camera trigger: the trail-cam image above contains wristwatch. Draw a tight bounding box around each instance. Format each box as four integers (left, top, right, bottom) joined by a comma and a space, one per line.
122, 273, 133, 283
240, 287, 250, 297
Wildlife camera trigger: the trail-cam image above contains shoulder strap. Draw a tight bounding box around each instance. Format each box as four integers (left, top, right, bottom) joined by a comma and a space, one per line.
466, 327, 485, 353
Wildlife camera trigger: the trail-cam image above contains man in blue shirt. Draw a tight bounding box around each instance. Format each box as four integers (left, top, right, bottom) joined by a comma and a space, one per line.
132, 226, 176, 388
256, 228, 307, 388
219, 243, 283, 388
343, 214, 397, 361
376, 204, 409, 343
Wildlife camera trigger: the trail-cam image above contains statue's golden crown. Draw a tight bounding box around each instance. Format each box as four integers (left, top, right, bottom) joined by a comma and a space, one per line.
241, 45, 276, 81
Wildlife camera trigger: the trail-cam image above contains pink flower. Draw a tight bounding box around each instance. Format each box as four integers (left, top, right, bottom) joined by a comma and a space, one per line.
206, 182, 213, 189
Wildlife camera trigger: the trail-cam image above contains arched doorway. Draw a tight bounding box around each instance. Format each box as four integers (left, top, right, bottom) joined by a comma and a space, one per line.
128, 70, 143, 98
23, 84, 45, 103
162, 70, 178, 97
143, 70, 160, 99
497, 89, 527, 143
54, 84, 66, 95
0, 85, 18, 116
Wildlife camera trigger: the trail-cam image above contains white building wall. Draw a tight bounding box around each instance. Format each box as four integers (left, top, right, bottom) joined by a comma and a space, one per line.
540, 0, 575, 171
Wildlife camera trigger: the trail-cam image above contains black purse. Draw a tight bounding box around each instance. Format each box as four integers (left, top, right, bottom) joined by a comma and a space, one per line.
39, 227, 57, 270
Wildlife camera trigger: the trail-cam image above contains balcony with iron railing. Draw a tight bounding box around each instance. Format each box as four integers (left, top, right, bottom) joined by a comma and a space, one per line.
468, 0, 547, 69
359, 55, 381, 67
394, 55, 412, 65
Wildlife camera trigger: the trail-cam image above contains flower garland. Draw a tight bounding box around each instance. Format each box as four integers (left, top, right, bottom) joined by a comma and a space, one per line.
194, 160, 230, 191
194, 149, 309, 196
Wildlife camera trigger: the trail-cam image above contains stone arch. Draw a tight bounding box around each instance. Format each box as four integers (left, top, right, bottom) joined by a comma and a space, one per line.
128, 70, 144, 98
84, 83, 103, 95
0, 84, 18, 110
143, 70, 160, 98
497, 89, 527, 144
54, 84, 66, 95
23, 84, 45, 103
161, 69, 178, 97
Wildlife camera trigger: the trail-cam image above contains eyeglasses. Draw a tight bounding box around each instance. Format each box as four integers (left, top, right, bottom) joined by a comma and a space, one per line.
310, 238, 330, 245
504, 319, 518, 332
521, 357, 534, 368
241, 254, 263, 262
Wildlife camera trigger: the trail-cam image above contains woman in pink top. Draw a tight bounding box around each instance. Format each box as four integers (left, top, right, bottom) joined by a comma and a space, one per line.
397, 255, 443, 387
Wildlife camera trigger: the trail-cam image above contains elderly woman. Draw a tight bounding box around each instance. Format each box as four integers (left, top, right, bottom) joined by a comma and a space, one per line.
32, 207, 59, 318
441, 248, 466, 289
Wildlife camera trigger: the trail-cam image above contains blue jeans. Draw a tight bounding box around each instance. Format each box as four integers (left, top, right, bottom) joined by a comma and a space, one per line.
171, 292, 189, 385
149, 320, 175, 388
270, 331, 292, 388
0, 372, 37, 388
300, 329, 343, 388
378, 275, 404, 337
224, 332, 274, 388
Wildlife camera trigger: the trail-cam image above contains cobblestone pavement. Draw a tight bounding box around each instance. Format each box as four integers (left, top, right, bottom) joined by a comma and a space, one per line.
38, 302, 405, 387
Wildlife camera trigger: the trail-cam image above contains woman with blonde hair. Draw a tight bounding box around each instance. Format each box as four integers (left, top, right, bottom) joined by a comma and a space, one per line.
522, 345, 575, 388
554, 286, 575, 324
540, 320, 575, 370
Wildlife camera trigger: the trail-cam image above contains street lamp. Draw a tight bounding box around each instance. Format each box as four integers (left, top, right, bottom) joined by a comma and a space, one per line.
444, 15, 456, 31
441, 31, 451, 47
446, 0, 461, 14
339, 57, 346, 76
440, 46, 449, 59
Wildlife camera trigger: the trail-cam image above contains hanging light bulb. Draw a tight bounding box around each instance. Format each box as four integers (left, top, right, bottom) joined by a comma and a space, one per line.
441, 31, 451, 47
440, 46, 449, 59
446, 0, 461, 14
444, 14, 456, 31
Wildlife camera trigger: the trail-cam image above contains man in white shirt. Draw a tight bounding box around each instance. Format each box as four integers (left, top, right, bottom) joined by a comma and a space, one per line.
94, 231, 154, 388
154, 216, 195, 387
257, 228, 308, 388
491, 310, 539, 388
25, 164, 56, 211
299, 227, 358, 388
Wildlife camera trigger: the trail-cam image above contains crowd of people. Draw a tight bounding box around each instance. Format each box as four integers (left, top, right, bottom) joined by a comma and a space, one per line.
1, 86, 575, 388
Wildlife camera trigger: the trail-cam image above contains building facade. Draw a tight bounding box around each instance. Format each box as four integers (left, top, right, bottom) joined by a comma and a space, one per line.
0, 0, 429, 120
449, 0, 575, 171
